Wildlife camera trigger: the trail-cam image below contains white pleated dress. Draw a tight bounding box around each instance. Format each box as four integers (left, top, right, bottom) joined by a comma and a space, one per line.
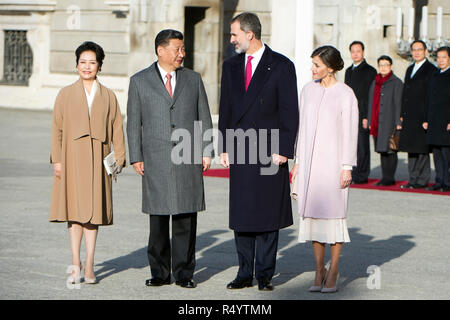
298, 217, 350, 244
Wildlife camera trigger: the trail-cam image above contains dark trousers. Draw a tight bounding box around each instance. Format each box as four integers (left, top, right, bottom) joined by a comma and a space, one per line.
234, 230, 279, 281
147, 213, 197, 281
432, 146, 450, 187
353, 127, 371, 182
407, 153, 431, 186
380, 152, 398, 184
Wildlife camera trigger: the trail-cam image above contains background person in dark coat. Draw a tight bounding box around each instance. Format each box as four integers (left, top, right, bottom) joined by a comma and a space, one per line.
367, 56, 403, 186
218, 12, 299, 291
399, 40, 438, 189
423, 46, 450, 192
345, 41, 377, 184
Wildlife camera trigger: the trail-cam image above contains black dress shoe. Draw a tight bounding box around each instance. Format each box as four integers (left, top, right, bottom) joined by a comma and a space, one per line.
412, 184, 427, 189
400, 183, 414, 189
375, 180, 395, 186
425, 184, 442, 191
257, 278, 274, 291
175, 279, 196, 288
440, 186, 450, 192
352, 179, 368, 184
145, 277, 171, 287
226, 277, 253, 289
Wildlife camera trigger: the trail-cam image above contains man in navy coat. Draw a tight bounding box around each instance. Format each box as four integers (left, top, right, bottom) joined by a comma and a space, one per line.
218, 12, 299, 291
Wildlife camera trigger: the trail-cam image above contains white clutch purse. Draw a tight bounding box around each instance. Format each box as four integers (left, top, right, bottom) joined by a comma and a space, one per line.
103, 151, 122, 181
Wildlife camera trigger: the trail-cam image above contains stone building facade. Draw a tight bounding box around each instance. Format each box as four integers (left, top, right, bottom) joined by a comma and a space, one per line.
0, 0, 448, 115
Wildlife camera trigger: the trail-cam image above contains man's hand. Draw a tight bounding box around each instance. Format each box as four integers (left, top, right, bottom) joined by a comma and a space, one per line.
340, 170, 352, 189
422, 122, 428, 130
202, 157, 211, 172
362, 118, 368, 129
272, 154, 287, 165
220, 153, 230, 168
53, 163, 62, 179
132, 161, 144, 176
447, 123, 450, 131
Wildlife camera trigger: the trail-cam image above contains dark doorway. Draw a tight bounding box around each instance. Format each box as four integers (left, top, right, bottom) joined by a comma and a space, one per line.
184, 6, 208, 70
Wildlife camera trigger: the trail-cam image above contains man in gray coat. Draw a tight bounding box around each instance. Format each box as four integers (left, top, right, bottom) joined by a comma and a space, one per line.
127, 29, 213, 289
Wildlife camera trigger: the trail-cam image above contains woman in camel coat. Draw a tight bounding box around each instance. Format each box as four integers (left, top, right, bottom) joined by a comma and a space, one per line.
50, 41, 126, 285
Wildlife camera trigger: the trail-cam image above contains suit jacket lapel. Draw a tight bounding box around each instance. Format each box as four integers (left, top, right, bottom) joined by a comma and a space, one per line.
172, 67, 187, 104
147, 63, 173, 103
237, 46, 274, 121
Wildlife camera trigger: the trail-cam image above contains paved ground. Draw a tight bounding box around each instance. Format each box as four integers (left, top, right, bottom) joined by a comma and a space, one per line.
0, 107, 449, 300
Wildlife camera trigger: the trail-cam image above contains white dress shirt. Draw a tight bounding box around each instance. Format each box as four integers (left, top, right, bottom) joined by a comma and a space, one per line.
441, 66, 450, 73
245, 43, 266, 77
410, 59, 426, 78
84, 79, 97, 116
157, 63, 176, 93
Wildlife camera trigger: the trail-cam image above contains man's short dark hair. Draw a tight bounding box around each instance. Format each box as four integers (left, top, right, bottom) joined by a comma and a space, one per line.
436, 46, 450, 57
349, 41, 365, 51
410, 40, 427, 50
155, 29, 184, 55
377, 55, 393, 65
231, 12, 262, 40
75, 41, 105, 70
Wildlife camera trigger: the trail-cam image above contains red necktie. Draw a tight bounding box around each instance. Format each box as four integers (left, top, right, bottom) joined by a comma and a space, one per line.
245, 56, 253, 91
165, 74, 173, 98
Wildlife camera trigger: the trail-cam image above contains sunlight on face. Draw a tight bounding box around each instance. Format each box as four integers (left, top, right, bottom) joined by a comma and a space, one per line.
77, 50, 99, 80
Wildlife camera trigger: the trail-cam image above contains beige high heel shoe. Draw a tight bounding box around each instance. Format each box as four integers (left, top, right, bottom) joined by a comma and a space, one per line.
83, 262, 97, 284
67, 263, 83, 284
309, 267, 329, 292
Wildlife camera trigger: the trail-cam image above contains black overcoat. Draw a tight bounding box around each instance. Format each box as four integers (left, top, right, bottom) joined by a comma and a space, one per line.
399, 60, 438, 153
425, 68, 450, 146
345, 59, 377, 122
218, 46, 299, 232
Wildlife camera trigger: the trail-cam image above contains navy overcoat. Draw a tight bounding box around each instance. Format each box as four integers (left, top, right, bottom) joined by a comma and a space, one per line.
218, 45, 299, 232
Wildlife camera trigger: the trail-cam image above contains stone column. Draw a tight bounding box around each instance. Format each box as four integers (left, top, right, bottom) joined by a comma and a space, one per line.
295, 0, 314, 92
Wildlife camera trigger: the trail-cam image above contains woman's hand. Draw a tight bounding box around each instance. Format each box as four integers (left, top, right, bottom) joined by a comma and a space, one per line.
290, 164, 298, 182
340, 169, 352, 189
53, 163, 62, 179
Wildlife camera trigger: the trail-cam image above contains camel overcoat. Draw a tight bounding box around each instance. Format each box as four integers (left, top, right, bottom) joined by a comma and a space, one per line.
49, 78, 126, 225
296, 81, 358, 219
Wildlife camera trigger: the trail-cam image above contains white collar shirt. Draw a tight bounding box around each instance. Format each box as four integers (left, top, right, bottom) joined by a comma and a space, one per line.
84, 78, 97, 116
245, 43, 266, 77
157, 62, 176, 92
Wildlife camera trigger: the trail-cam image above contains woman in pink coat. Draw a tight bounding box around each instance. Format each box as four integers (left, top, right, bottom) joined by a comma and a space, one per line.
291, 46, 358, 293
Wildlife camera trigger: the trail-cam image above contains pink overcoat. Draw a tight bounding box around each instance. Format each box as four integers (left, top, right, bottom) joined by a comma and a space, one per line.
296, 81, 358, 219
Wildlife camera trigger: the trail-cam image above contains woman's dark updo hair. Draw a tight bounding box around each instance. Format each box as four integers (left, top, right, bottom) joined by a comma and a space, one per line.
311, 45, 344, 73
75, 41, 105, 71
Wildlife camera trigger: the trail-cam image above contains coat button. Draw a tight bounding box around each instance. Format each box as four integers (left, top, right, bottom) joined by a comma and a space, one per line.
171, 124, 176, 128
170, 105, 175, 110
172, 142, 177, 146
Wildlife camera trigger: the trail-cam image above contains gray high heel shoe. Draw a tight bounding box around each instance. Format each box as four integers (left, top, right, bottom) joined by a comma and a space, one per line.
321, 273, 339, 293
309, 267, 329, 292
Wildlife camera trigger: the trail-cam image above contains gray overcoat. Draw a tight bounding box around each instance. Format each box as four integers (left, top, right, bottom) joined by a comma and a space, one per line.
367, 73, 403, 153
126, 63, 214, 215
